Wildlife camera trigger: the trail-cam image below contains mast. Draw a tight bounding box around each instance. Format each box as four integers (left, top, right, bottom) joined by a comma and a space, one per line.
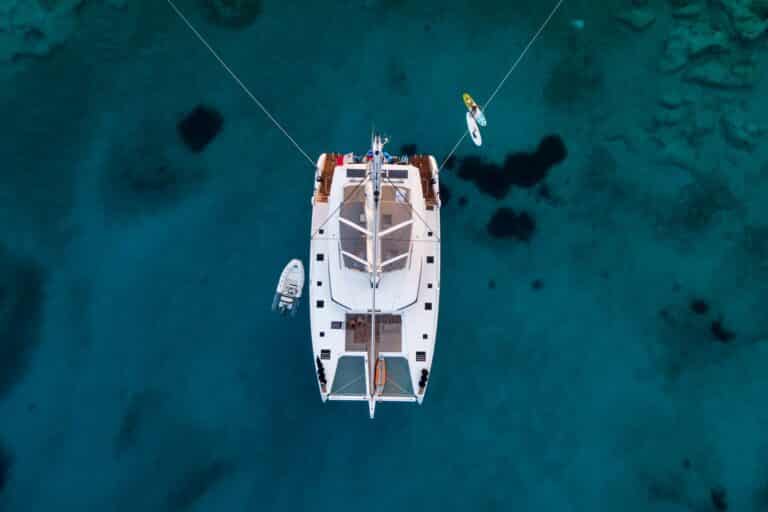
368, 133, 387, 419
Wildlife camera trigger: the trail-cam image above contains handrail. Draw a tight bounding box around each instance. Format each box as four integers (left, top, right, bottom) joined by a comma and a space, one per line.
378, 219, 414, 237
339, 216, 371, 236
341, 250, 369, 269
379, 252, 409, 269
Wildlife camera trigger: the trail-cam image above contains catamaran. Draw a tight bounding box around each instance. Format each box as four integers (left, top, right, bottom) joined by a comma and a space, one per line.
168, 0, 565, 420
309, 135, 441, 418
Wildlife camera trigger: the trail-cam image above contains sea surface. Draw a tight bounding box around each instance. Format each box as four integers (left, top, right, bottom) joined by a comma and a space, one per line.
2, 1, 768, 510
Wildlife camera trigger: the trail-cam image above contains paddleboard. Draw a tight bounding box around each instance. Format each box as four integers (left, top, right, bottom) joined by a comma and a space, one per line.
462, 92, 487, 127
466, 112, 482, 147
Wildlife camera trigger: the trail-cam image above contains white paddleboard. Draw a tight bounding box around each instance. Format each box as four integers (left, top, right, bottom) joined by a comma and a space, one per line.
466, 112, 482, 147
474, 109, 487, 127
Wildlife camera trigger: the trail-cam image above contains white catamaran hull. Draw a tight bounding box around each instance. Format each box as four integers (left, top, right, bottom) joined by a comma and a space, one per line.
308, 139, 441, 418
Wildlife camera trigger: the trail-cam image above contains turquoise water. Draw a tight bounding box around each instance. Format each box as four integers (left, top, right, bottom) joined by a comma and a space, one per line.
2, 0, 768, 510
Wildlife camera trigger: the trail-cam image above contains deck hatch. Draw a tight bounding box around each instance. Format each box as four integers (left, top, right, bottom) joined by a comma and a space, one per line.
416, 351, 426, 362
346, 168, 366, 178
320, 349, 331, 360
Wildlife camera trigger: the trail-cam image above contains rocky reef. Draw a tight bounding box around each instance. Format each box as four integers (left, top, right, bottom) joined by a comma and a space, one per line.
165, 457, 236, 510
102, 117, 209, 220
0, 438, 10, 495
544, 40, 602, 106
657, 0, 767, 86
456, 135, 567, 199
0, 244, 44, 398
720, 100, 765, 150
177, 105, 224, 153
113, 389, 165, 459
720, 0, 768, 40
615, 5, 657, 31
0, 0, 126, 62
620, 0, 768, 174
660, 168, 740, 234
487, 208, 536, 241
202, 0, 263, 28
0, 0, 84, 61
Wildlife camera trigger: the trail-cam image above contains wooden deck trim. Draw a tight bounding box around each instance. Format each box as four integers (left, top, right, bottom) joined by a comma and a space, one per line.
316, 153, 340, 203
316, 153, 438, 207
410, 155, 437, 208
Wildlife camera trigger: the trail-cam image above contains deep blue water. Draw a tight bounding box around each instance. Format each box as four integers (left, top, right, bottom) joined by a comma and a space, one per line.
2, 0, 768, 510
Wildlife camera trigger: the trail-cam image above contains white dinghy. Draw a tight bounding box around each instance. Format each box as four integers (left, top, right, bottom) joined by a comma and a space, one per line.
273, 259, 305, 316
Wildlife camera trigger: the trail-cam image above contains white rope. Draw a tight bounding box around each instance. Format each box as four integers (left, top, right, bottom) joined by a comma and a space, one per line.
165, 0, 316, 168
437, 132, 468, 172
438, 0, 565, 172
483, 0, 565, 111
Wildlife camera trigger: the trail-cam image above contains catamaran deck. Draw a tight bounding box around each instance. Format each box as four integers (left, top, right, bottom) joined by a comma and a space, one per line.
308, 149, 442, 417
